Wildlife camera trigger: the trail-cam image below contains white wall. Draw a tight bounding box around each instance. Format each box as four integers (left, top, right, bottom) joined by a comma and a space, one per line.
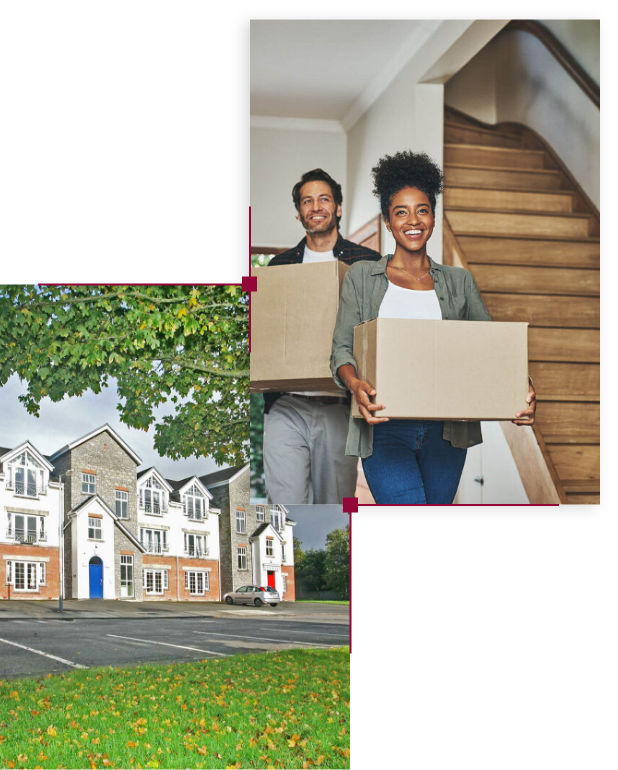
445, 26, 600, 208
250, 124, 347, 248
74, 503, 116, 599
539, 20, 600, 83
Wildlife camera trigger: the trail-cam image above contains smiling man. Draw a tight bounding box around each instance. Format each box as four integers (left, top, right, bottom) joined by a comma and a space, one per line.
263, 168, 381, 504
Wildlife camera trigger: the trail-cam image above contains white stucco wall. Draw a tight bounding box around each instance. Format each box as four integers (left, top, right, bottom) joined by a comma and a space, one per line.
73, 501, 116, 599
0, 481, 61, 548
250, 124, 347, 248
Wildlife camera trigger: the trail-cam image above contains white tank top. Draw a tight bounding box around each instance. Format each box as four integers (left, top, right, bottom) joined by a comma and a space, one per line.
378, 281, 442, 320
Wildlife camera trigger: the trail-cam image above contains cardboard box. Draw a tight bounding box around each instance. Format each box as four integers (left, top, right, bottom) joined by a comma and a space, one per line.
352, 318, 529, 420
250, 261, 349, 392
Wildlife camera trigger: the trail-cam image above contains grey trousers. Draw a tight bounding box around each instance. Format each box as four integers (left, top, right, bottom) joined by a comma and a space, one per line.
263, 395, 358, 505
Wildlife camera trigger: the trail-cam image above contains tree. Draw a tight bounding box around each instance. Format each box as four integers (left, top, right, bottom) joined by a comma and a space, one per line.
250, 393, 266, 498
325, 525, 350, 600
296, 549, 327, 593
0, 285, 248, 465
293, 536, 304, 568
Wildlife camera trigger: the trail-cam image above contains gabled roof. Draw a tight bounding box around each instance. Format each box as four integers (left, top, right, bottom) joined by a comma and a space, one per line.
165, 475, 213, 502
0, 441, 55, 472
136, 466, 173, 492
68, 495, 145, 552
200, 464, 249, 489
249, 522, 284, 542
49, 424, 142, 465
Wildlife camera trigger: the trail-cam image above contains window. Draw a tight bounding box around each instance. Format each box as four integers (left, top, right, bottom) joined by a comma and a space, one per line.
184, 533, 206, 557
282, 544, 286, 563
82, 473, 96, 495
141, 528, 167, 554
141, 476, 166, 514
184, 484, 206, 520
144, 568, 167, 595
185, 570, 209, 595
115, 490, 129, 519
255, 506, 265, 522
8, 561, 41, 592
13, 514, 40, 544
7, 450, 45, 497
121, 555, 134, 598
271, 505, 282, 531
282, 574, 287, 594
237, 546, 247, 570
88, 517, 102, 540
236, 509, 246, 534
266, 539, 274, 558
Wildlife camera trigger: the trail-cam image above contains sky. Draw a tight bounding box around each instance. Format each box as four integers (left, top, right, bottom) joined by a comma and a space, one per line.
286, 505, 349, 552
0, 373, 227, 481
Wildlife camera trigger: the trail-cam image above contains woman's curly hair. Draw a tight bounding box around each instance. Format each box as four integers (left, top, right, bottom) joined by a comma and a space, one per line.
372, 150, 443, 219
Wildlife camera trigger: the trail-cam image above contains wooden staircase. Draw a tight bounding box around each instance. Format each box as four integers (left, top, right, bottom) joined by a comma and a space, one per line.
443, 106, 600, 504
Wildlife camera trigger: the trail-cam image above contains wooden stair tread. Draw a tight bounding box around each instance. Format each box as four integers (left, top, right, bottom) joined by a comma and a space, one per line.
445, 143, 546, 155
445, 183, 574, 197
445, 162, 560, 176
544, 436, 599, 445
456, 232, 598, 243
444, 119, 520, 134
536, 395, 600, 402
560, 481, 600, 493
447, 206, 591, 220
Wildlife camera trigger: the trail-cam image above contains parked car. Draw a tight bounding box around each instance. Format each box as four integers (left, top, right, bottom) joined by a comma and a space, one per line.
224, 585, 280, 607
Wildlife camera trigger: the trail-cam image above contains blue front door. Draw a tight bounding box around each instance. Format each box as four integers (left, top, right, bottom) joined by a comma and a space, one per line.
89, 558, 103, 598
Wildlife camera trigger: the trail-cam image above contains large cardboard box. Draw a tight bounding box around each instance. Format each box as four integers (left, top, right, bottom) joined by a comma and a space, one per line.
250, 261, 348, 392
352, 318, 529, 420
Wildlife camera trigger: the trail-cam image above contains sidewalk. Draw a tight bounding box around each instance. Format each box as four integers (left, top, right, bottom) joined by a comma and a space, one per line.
0, 599, 348, 622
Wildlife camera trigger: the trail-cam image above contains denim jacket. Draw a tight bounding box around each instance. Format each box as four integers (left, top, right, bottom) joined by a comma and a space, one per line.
330, 254, 492, 458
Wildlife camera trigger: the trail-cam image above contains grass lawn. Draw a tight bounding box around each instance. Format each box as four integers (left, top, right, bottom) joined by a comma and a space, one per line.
296, 601, 350, 606
0, 647, 350, 769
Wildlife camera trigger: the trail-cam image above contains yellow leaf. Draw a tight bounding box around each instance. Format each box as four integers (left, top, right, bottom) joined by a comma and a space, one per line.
47, 726, 57, 737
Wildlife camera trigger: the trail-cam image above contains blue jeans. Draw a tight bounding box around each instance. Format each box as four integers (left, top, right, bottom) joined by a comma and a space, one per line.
361, 420, 467, 504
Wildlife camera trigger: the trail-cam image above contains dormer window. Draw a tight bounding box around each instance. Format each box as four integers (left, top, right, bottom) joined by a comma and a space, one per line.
256, 506, 265, 522
7, 450, 46, 498
140, 476, 166, 515
271, 505, 283, 532
184, 484, 206, 520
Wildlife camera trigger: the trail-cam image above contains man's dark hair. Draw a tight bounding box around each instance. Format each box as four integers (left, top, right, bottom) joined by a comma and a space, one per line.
371, 151, 443, 219
292, 168, 343, 228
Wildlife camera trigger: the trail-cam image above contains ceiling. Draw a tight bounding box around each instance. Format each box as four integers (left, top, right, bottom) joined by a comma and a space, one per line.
251, 20, 441, 123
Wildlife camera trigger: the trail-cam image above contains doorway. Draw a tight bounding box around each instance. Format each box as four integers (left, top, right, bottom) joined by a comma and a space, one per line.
267, 571, 275, 588
89, 556, 103, 599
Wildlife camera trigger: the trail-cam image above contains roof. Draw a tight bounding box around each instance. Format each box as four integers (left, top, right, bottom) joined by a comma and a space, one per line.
0, 441, 55, 472
165, 475, 212, 502
68, 495, 145, 552
249, 522, 284, 542
49, 424, 142, 465
137, 467, 153, 479
199, 464, 248, 488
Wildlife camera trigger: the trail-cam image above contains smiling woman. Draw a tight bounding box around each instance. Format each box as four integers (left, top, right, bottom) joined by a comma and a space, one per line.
331, 150, 537, 505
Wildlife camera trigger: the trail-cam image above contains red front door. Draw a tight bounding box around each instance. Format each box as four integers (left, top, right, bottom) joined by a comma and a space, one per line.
267, 571, 275, 588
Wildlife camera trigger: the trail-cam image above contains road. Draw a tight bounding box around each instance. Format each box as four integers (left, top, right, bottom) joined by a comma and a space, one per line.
0, 604, 349, 679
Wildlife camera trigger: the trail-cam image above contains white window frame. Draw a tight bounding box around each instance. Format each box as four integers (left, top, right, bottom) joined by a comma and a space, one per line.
236, 509, 246, 534
144, 568, 167, 595
282, 574, 287, 594
13, 513, 40, 544
115, 490, 129, 519
184, 533, 205, 557
141, 528, 167, 554
237, 546, 247, 570
82, 473, 96, 495
271, 505, 282, 531
9, 560, 41, 592
255, 506, 265, 522
185, 570, 209, 595
121, 555, 134, 598
8, 450, 46, 497
266, 539, 274, 558
39, 562, 46, 586
185, 484, 206, 520
141, 476, 166, 515
88, 517, 102, 540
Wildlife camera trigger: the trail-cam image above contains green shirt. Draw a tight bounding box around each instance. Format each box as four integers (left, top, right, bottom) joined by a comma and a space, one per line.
330, 254, 492, 458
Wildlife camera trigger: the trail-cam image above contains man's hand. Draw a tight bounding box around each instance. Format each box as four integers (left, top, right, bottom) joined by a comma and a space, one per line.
512, 381, 537, 426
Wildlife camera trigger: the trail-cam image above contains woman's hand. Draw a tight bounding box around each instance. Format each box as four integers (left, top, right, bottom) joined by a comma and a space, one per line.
337, 363, 389, 425
512, 381, 537, 426
350, 379, 389, 425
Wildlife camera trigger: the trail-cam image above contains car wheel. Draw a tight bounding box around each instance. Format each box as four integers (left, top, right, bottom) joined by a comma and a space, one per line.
270, 603, 278, 607
254, 598, 263, 607
225, 596, 233, 605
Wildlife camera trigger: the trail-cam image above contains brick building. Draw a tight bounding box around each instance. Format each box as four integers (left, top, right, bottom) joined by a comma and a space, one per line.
0, 425, 294, 602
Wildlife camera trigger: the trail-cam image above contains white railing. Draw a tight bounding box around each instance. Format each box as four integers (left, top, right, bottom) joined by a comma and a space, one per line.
142, 502, 168, 515
140, 542, 169, 554
185, 546, 209, 558
14, 533, 37, 544
14, 483, 47, 497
